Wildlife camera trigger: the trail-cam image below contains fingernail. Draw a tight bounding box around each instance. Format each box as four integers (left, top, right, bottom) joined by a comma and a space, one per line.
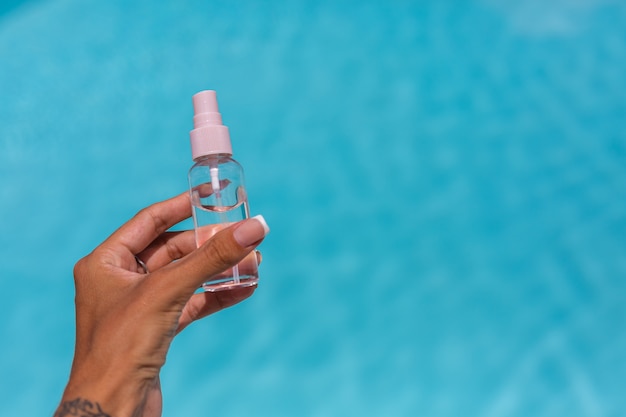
233, 215, 270, 247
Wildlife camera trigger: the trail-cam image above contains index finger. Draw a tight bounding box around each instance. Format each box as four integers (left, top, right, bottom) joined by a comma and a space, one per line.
102, 192, 192, 255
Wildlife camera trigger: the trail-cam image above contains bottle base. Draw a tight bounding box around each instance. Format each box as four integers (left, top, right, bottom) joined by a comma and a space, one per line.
202, 277, 258, 292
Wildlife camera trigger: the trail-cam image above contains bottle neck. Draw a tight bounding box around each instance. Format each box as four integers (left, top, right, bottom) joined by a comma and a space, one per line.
193, 153, 233, 163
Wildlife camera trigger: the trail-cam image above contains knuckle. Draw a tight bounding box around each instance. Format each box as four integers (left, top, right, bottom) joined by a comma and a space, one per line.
72, 253, 96, 294
73, 256, 88, 281
164, 239, 184, 263
72, 247, 109, 285
137, 205, 169, 235
202, 235, 239, 272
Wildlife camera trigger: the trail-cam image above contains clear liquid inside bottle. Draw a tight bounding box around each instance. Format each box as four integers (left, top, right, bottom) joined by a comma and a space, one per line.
189, 155, 259, 292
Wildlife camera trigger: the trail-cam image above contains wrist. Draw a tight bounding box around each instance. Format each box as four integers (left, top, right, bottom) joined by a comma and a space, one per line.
59, 361, 151, 417
54, 397, 113, 417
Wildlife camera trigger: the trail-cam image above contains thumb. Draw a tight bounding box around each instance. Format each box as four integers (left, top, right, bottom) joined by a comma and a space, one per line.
150, 215, 269, 300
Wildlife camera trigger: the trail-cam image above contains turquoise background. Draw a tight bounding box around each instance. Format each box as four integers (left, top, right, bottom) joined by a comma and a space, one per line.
1, 0, 625, 416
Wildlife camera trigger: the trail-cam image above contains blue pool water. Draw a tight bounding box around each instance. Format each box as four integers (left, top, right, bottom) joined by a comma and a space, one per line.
1, 0, 626, 416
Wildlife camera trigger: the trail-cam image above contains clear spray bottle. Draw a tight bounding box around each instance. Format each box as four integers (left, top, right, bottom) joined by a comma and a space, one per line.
188, 90, 259, 292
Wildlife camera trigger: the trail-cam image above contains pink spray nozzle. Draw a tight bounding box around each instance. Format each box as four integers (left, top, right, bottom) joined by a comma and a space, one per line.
193, 90, 221, 128
189, 90, 232, 160
193, 90, 218, 114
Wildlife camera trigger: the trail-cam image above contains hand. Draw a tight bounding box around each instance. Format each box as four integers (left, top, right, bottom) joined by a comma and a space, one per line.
54, 192, 268, 417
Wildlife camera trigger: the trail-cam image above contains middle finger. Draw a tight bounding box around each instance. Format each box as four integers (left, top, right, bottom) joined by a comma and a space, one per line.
137, 230, 197, 271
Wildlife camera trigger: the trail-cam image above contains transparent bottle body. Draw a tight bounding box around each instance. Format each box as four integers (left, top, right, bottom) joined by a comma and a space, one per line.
188, 154, 259, 291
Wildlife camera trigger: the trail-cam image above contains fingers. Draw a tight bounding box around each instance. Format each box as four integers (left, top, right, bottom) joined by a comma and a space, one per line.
103, 192, 192, 255
137, 230, 197, 271
148, 215, 269, 301
192, 179, 231, 199
136, 232, 263, 273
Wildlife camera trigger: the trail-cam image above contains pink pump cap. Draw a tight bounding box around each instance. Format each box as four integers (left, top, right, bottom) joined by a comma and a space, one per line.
189, 90, 232, 160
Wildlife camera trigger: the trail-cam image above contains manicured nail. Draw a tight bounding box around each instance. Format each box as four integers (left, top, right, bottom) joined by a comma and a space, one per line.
233, 215, 270, 247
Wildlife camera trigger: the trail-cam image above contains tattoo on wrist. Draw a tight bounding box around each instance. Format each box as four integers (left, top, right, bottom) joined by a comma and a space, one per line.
54, 398, 111, 417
